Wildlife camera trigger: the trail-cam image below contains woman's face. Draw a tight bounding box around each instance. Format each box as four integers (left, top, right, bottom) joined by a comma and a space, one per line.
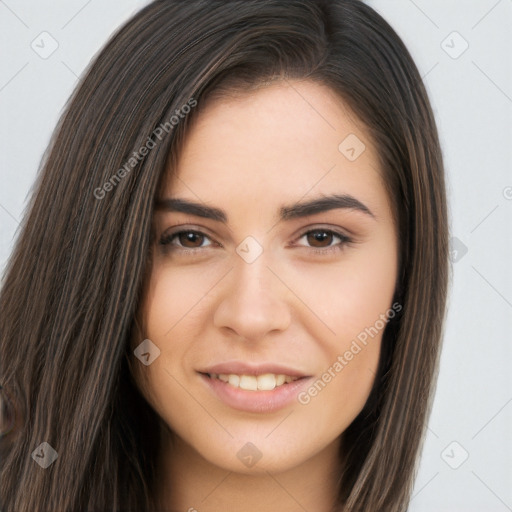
137, 80, 398, 474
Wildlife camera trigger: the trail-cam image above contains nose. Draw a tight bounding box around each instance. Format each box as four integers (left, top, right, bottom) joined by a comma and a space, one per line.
213, 254, 292, 342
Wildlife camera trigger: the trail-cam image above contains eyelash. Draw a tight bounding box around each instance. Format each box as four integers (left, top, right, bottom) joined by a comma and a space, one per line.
158, 227, 352, 256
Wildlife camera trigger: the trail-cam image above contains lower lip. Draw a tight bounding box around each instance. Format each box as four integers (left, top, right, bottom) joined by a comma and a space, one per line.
200, 374, 311, 414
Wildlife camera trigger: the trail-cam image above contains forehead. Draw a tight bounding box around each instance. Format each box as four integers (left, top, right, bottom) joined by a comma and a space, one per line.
163, 80, 385, 212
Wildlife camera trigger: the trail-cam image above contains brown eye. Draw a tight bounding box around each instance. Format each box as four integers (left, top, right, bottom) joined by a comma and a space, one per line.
306, 230, 334, 247
159, 230, 213, 250
295, 228, 351, 254
177, 231, 205, 248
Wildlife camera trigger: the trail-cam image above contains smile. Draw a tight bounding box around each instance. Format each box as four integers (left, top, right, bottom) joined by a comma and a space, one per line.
199, 369, 311, 413
207, 372, 301, 391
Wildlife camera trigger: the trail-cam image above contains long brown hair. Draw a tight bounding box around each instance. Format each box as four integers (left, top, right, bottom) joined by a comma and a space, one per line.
0, 1, 449, 510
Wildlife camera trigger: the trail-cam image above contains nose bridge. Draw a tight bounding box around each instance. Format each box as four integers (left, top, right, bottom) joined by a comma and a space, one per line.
231, 233, 277, 298
212, 245, 291, 340
236, 252, 274, 301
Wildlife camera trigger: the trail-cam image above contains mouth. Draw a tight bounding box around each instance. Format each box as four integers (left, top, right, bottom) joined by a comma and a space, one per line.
197, 365, 311, 413
203, 372, 304, 391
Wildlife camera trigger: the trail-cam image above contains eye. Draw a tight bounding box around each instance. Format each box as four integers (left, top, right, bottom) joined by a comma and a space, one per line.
158, 227, 351, 256
295, 228, 351, 253
159, 230, 214, 250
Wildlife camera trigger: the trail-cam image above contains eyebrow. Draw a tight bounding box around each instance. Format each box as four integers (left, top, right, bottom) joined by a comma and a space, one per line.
154, 194, 375, 223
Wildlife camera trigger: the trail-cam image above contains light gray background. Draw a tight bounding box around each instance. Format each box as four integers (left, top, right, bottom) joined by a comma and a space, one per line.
0, 1, 511, 510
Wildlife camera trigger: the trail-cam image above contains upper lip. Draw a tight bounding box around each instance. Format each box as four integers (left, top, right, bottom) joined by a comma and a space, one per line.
198, 361, 309, 378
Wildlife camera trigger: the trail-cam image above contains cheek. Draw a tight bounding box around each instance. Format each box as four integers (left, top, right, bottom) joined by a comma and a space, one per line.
289, 238, 396, 419
142, 263, 222, 341
298, 310, 386, 436
298, 333, 382, 414
287, 241, 397, 348
132, 268, 201, 405
135, 264, 230, 414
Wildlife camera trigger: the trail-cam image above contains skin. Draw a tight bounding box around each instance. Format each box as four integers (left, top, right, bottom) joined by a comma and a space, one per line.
135, 79, 398, 511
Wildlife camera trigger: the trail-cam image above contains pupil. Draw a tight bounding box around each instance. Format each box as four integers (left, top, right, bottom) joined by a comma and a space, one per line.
180, 232, 202, 247
308, 231, 331, 247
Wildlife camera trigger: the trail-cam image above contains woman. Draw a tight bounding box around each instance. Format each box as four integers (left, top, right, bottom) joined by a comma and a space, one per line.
0, 0, 449, 510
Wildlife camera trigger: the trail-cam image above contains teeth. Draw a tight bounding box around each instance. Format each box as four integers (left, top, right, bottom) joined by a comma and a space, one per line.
228, 374, 240, 387
239, 375, 258, 391
257, 373, 276, 391
209, 373, 299, 391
